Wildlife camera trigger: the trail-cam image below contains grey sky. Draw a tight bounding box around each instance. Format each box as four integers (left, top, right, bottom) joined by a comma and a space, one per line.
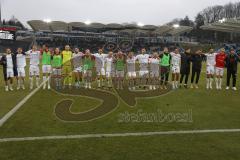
1, 0, 239, 26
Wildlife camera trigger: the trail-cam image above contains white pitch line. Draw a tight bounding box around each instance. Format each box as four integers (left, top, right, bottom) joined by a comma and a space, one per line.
0, 81, 45, 127
0, 128, 240, 143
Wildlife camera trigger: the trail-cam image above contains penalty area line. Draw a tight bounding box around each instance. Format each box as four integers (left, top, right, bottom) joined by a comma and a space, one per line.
0, 81, 46, 127
0, 128, 240, 143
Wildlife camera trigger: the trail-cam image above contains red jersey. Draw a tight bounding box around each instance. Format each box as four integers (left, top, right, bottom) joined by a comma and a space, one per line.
215, 52, 226, 68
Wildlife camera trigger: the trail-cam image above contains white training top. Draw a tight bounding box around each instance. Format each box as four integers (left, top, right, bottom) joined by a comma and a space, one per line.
126, 57, 136, 72
136, 54, 149, 71
170, 52, 181, 67
105, 57, 115, 72
93, 53, 108, 69
6, 54, 13, 68
149, 58, 160, 72
205, 53, 217, 66
26, 50, 40, 66
16, 54, 26, 68
72, 52, 83, 68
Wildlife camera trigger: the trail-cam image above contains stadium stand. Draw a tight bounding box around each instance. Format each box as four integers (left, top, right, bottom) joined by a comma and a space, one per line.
0, 20, 195, 53
200, 18, 240, 33
0, 40, 32, 52
27, 20, 194, 36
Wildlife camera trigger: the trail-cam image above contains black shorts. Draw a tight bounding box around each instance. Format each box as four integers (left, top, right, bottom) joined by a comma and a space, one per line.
161, 66, 170, 74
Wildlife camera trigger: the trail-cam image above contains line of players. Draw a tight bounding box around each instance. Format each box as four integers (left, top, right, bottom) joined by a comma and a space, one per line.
0, 45, 239, 91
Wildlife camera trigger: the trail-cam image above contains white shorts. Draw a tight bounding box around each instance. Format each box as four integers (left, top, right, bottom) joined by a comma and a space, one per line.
96, 68, 106, 76
42, 65, 52, 74
172, 66, 180, 74
73, 67, 82, 73
17, 67, 26, 77
106, 71, 115, 78
116, 70, 124, 78
29, 65, 40, 76
215, 67, 224, 76
7, 68, 14, 78
206, 65, 215, 75
127, 72, 136, 78
139, 71, 149, 77
150, 71, 159, 78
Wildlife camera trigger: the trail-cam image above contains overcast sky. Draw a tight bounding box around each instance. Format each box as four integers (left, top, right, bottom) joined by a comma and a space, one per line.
1, 0, 239, 26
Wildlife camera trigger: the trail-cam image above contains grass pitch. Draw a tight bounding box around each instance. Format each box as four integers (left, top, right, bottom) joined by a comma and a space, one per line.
0, 64, 240, 160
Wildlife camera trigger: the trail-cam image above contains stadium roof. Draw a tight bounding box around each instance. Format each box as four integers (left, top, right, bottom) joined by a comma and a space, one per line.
27, 20, 51, 32
200, 18, 240, 33
124, 24, 138, 29
88, 23, 106, 29
105, 23, 123, 29
49, 21, 68, 32
152, 25, 173, 35
167, 26, 193, 35
141, 25, 158, 30
69, 22, 85, 28
27, 20, 193, 35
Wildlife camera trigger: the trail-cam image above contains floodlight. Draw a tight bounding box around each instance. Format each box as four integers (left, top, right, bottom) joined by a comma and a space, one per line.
43, 18, 52, 23
173, 24, 180, 28
84, 20, 91, 25
137, 22, 144, 27
219, 18, 226, 23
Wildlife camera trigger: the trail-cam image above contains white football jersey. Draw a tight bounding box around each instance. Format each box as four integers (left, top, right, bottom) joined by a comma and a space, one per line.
72, 52, 83, 68
6, 54, 13, 68
205, 53, 217, 66
16, 54, 26, 68
93, 53, 108, 69
105, 57, 115, 72
136, 54, 150, 71
149, 58, 160, 72
26, 50, 40, 66
170, 52, 181, 67
126, 57, 136, 72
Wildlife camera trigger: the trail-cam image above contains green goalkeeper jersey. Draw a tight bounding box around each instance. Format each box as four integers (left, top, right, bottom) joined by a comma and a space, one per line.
83, 56, 94, 70
52, 55, 62, 68
116, 59, 125, 71
42, 51, 52, 65
161, 53, 170, 67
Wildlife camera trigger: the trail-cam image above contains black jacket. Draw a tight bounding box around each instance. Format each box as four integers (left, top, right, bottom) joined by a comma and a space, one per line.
180, 52, 191, 74
0, 54, 18, 76
225, 53, 239, 71
191, 54, 203, 71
